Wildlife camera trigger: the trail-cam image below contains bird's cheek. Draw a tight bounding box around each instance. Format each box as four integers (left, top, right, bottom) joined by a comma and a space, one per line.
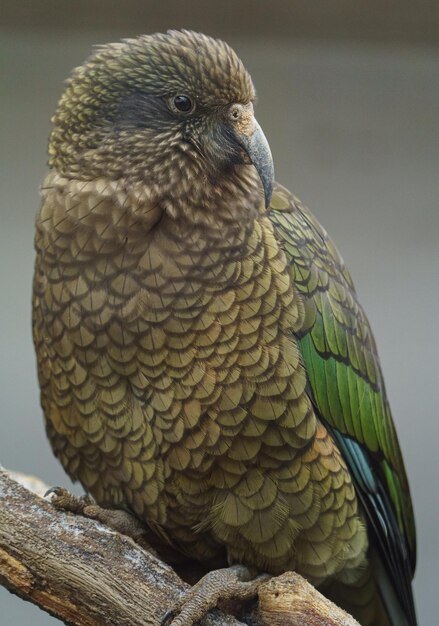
203, 126, 244, 173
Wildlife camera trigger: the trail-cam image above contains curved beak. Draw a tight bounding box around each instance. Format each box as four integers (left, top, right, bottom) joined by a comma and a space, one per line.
235, 120, 274, 208
229, 104, 274, 208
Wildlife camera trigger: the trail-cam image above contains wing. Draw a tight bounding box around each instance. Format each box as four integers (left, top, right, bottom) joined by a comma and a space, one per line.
269, 183, 417, 622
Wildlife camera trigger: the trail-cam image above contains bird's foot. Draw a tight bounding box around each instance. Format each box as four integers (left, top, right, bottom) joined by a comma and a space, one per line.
45, 486, 94, 514
45, 486, 155, 552
161, 564, 269, 626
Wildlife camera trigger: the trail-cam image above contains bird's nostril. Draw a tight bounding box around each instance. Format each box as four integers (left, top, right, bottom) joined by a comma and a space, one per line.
230, 104, 243, 121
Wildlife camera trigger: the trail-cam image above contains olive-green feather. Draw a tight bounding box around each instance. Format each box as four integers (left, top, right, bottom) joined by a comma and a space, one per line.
269, 183, 416, 568
33, 30, 417, 626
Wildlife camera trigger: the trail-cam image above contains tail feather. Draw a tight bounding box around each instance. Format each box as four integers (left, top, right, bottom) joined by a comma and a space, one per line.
321, 553, 416, 626
372, 550, 415, 626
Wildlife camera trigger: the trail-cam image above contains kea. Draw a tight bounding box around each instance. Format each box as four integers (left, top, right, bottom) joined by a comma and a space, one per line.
32, 30, 417, 626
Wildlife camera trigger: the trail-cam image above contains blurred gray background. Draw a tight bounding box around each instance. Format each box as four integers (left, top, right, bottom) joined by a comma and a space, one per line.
1, 1, 438, 624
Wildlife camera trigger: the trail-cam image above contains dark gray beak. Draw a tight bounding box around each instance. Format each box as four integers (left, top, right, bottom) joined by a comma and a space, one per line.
234, 119, 274, 208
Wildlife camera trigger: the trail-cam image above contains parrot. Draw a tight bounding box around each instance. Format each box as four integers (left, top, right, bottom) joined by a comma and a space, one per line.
32, 30, 417, 626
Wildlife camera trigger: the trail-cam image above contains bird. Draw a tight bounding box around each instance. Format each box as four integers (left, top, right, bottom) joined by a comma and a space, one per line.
32, 30, 417, 626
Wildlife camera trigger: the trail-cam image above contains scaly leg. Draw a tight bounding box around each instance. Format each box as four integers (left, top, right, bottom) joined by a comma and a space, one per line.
162, 564, 269, 626
45, 486, 155, 552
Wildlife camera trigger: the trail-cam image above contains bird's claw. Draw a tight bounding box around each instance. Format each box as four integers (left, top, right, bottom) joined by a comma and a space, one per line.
43, 486, 59, 498
44, 486, 93, 514
161, 564, 269, 626
45, 487, 156, 552
160, 607, 178, 626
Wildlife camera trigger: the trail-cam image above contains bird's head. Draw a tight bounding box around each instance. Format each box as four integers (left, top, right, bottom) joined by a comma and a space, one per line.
48, 30, 274, 213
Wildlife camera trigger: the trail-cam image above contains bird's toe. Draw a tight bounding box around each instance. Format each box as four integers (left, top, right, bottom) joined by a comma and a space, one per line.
162, 564, 269, 626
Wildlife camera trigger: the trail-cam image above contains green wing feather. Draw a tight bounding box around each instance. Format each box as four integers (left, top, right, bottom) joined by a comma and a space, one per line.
269, 183, 416, 573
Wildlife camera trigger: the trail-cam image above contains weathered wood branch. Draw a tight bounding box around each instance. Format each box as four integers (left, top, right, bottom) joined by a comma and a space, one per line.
0, 469, 359, 626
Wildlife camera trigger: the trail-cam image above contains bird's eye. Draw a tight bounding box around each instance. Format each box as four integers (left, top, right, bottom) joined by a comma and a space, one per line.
171, 95, 194, 114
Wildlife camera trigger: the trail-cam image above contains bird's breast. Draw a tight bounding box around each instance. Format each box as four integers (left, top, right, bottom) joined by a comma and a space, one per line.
128, 213, 316, 468
35, 174, 316, 507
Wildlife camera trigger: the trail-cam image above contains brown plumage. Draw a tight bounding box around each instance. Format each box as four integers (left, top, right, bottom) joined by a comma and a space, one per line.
33, 31, 416, 625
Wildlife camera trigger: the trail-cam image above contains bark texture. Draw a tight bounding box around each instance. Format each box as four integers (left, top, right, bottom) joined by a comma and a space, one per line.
0, 469, 359, 626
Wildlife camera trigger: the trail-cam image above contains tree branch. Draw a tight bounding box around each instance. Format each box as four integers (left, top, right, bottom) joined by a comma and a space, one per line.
0, 469, 359, 626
